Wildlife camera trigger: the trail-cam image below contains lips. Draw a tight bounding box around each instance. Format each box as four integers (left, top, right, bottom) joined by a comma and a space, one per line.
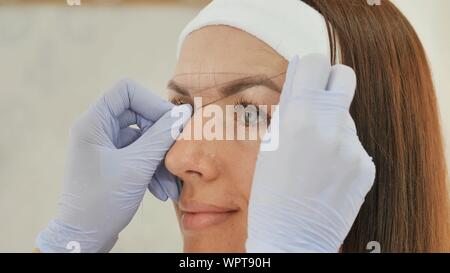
179, 201, 239, 230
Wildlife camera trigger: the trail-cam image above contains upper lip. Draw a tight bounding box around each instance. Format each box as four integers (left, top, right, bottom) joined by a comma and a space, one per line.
179, 201, 239, 214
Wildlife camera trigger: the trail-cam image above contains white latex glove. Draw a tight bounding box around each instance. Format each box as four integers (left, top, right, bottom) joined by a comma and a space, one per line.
35, 79, 191, 253
246, 54, 376, 253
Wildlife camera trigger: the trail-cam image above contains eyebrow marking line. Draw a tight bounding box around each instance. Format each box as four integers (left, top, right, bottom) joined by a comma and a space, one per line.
167, 72, 285, 99
173, 72, 257, 77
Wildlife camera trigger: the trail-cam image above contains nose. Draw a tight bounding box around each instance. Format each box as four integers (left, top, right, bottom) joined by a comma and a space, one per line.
165, 109, 221, 184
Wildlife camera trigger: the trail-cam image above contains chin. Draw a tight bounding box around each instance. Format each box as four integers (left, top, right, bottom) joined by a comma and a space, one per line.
182, 234, 247, 253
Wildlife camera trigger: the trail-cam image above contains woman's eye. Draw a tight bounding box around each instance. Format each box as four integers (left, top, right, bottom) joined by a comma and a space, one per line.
234, 104, 266, 127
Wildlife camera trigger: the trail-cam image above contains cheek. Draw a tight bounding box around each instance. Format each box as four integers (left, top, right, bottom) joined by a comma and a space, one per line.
225, 139, 261, 203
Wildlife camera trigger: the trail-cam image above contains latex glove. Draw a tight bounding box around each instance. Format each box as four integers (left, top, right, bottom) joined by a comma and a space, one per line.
246, 54, 376, 253
35, 79, 192, 253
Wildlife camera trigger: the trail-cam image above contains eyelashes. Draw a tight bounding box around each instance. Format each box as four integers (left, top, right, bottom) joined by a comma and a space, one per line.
233, 98, 271, 127
170, 95, 271, 128
171, 96, 193, 107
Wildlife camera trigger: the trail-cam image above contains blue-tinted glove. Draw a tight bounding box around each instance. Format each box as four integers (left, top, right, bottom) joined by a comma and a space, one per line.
35, 79, 191, 252
247, 55, 376, 253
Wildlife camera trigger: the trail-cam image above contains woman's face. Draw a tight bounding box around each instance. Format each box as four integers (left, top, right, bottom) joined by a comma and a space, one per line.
165, 25, 287, 252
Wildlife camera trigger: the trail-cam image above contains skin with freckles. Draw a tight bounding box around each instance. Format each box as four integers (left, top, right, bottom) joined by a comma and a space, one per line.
164, 25, 288, 252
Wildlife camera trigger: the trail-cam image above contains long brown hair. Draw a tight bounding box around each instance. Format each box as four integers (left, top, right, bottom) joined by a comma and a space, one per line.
302, 0, 450, 252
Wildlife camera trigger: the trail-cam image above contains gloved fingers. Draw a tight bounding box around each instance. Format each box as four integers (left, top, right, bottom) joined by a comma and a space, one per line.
129, 104, 192, 154
150, 164, 182, 201
290, 54, 331, 95
344, 112, 358, 135
338, 136, 376, 201
148, 176, 169, 201
279, 55, 300, 107
326, 64, 357, 109
118, 111, 154, 133
136, 114, 154, 132
100, 78, 174, 121
278, 54, 331, 118
117, 127, 141, 148
117, 110, 155, 147
118, 109, 137, 129
327, 65, 357, 93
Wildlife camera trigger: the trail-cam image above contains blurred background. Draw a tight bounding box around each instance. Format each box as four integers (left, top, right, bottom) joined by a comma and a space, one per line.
0, 0, 449, 252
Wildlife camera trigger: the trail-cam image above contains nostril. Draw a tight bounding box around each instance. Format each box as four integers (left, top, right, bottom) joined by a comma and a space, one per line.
186, 170, 202, 177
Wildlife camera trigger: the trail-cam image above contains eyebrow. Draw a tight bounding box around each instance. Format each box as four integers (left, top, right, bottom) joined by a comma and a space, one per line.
167, 73, 282, 99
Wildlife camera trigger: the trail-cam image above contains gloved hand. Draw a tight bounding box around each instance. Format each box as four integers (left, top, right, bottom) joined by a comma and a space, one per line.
246, 54, 376, 253
35, 79, 192, 253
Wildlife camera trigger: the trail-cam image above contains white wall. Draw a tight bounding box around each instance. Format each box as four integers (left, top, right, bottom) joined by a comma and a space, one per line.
0, 1, 448, 252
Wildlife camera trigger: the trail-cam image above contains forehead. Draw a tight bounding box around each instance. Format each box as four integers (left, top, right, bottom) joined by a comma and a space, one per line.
175, 25, 287, 89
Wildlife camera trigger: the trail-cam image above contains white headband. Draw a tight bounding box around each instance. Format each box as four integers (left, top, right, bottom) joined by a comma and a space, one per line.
177, 0, 330, 61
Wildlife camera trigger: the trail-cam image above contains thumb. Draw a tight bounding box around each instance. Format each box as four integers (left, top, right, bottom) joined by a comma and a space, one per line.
127, 104, 192, 160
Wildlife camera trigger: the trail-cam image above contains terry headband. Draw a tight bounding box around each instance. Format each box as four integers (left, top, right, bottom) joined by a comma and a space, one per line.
176, 0, 330, 61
